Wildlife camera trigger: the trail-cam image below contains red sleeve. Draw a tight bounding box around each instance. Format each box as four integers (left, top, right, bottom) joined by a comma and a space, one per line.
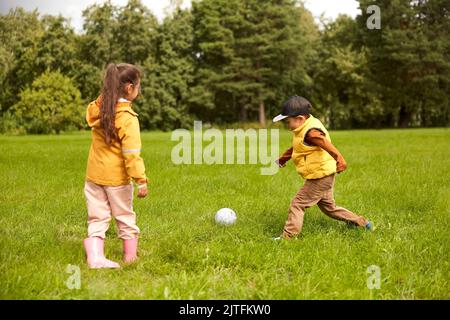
278, 147, 293, 166
304, 128, 325, 146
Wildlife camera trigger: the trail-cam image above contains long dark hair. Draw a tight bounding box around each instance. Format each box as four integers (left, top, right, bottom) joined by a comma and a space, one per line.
100, 63, 141, 145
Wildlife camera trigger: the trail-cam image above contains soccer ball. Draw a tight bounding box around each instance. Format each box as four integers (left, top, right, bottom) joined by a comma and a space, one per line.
215, 208, 237, 226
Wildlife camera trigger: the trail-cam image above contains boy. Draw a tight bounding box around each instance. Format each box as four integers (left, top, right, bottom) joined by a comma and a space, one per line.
273, 96, 373, 240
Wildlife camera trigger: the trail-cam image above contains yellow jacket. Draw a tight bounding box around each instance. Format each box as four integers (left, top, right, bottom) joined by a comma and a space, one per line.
85, 97, 148, 186
291, 115, 336, 180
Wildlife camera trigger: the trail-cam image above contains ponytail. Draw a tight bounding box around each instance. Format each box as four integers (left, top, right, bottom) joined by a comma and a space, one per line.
100, 63, 141, 145
101, 63, 120, 145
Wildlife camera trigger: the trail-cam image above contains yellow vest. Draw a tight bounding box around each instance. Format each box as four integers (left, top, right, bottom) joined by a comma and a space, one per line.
291, 115, 336, 180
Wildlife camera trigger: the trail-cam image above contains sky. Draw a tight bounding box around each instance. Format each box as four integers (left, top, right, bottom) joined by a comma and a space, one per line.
1, 0, 361, 33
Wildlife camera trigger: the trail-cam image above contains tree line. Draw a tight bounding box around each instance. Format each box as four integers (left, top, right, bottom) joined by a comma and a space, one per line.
0, 0, 448, 134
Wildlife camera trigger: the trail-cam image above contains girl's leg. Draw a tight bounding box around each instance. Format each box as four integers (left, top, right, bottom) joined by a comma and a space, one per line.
83, 181, 120, 268
84, 181, 112, 239
104, 183, 140, 262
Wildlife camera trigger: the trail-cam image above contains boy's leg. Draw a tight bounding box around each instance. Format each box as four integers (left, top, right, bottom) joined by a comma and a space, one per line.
104, 183, 140, 240
282, 179, 323, 238
84, 181, 112, 238
317, 175, 367, 227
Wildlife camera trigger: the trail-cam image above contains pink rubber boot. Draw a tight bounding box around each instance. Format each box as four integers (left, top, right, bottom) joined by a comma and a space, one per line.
83, 237, 120, 269
123, 238, 138, 263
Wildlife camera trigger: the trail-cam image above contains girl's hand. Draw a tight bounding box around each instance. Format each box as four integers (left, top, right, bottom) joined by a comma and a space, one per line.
137, 184, 148, 198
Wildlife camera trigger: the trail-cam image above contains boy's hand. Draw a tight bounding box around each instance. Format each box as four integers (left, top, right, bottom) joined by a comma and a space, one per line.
306, 131, 348, 174
137, 183, 148, 198
276, 147, 294, 168
275, 158, 287, 168
336, 156, 347, 173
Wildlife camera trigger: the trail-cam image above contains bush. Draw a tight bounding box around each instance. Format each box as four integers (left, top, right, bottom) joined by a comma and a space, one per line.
0, 111, 27, 135
10, 70, 84, 134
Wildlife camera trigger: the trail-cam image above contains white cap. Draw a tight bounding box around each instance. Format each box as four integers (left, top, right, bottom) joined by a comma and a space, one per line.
272, 114, 288, 122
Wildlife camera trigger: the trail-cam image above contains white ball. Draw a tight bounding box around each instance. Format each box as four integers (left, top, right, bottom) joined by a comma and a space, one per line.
215, 208, 237, 226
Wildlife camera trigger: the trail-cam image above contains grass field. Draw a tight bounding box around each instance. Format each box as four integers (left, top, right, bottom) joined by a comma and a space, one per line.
0, 128, 449, 299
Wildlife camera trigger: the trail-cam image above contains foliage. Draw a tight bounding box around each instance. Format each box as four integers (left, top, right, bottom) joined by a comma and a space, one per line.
0, 0, 448, 133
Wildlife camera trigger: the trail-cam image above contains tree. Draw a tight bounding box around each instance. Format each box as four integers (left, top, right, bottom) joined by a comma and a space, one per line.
80, 0, 120, 67
191, 0, 312, 126
75, 1, 120, 101
272, 4, 319, 121
115, 0, 158, 65
357, 0, 450, 127
0, 8, 43, 112
311, 15, 382, 129
2, 1, 448, 133
138, 6, 194, 130
75, 0, 159, 103
11, 70, 84, 134
35, 15, 78, 75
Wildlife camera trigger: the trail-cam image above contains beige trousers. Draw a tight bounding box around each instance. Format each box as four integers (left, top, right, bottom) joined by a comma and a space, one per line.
84, 180, 140, 240
283, 174, 367, 238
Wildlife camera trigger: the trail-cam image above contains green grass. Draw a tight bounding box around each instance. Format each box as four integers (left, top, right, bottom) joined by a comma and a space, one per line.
0, 128, 449, 299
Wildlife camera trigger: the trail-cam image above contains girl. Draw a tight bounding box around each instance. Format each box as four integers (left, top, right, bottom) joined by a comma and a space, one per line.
83, 63, 148, 269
